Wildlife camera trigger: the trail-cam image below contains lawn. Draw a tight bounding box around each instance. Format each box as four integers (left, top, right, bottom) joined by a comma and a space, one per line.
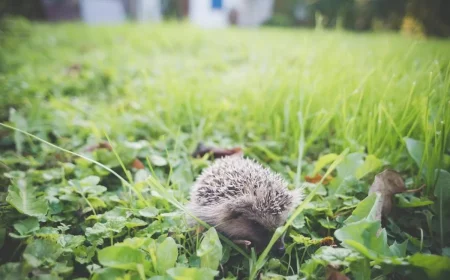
0, 18, 449, 279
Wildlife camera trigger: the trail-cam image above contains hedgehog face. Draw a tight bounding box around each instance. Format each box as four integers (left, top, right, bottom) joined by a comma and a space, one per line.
217, 212, 273, 253
215, 194, 299, 254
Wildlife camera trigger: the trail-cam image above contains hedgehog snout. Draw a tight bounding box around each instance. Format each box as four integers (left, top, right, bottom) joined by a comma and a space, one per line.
272, 234, 286, 256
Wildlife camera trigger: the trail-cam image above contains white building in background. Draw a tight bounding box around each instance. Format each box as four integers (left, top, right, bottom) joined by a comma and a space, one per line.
80, 0, 126, 24
43, 0, 272, 27
189, 0, 274, 28
79, 0, 162, 24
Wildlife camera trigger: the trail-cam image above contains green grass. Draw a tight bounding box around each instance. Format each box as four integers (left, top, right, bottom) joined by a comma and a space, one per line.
0, 19, 449, 279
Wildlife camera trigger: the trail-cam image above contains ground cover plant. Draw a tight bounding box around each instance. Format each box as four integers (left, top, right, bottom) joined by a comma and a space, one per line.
0, 18, 449, 279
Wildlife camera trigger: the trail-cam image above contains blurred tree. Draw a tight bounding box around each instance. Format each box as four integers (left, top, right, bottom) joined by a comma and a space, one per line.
375, 0, 406, 30
344, 0, 375, 31
403, 0, 450, 37
310, 0, 348, 29
0, 0, 44, 20
161, 0, 188, 20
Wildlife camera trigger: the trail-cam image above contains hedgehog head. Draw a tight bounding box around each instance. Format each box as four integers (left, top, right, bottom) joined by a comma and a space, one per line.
217, 187, 302, 253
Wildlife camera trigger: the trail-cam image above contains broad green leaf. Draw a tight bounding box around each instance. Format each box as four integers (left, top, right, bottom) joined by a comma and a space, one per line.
311, 246, 361, 267
349, 258, 371, 280
36, 273, 64, 280
299, 259, 323, 279
98, 245, 147, 271
197, 227, 223, 270
80, 175, 101, 186
396, 194, 433, 208
318, 218, 337, 229
119, 237, 152, 249
6, 178, 48, 218
87, 196, 107, 209
409, 253, 450, 279
23, 239, 63, 267
343, 240, 379, 260
313, 153, 338, 174
344, 193, 378, 224
267, 258, 281, 270
150, 155, 168, 167
58, 234, 85, 249
355, 154, 382, 179
139, 206, 159, 218
85, 222, 109, 244
69, 176, 107, 196
156, 237, 178, 274
166, 267, 218, 280
52, 262, 73, 274
148, 276, 171, 280
91, 268, 126, 280
12, 217, 39, 237
336, 153, 364, 179
105, 216, 127, 233
0, 262, 30, 280
335, 219, 391, 259
389, 240, 408, 257
125, 218, 147, 229
74, 245, 96, 264
291, 213, 305, 229
404, 137, 426, 169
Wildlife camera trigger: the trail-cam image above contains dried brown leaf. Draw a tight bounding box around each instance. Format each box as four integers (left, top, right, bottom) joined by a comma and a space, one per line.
85, 142, 113, 152
192, 142, 243, 159
66, 63, 82, 76
131, 158, 145, 170
368, 169, 406, 220
326, 266, 350, 280
305, 174, 333, 185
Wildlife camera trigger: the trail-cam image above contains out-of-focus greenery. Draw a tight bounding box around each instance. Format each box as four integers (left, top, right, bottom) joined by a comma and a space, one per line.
269, 0, 450, 37
0, 19, 449, 279
1, 0, 450, 37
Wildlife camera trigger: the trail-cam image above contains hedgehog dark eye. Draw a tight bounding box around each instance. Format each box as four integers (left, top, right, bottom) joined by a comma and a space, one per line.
250, 220, 260, 227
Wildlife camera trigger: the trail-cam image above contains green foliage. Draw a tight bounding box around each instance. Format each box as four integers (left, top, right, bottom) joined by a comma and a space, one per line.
155, 237, 178, 274
98, 245, 148, 271
0, 20, 449, 279
167, 267, 218, 279
197, 228, 223, 270
10, 217, 40, 238
6, 178, 48, 219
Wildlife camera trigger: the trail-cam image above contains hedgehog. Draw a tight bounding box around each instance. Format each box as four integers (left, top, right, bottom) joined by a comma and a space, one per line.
187, 155, 303, 255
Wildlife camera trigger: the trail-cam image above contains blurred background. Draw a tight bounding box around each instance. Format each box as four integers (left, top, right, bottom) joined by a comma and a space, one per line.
1, 0, 450, 37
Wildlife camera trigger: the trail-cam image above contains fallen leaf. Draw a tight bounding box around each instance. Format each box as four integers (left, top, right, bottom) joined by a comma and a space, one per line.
66, 64, 82, 76
85, 142, 113, 152
305, 174, 333, 185
191, 142, 243, 159
368, 169, 405, 220
131, 158, 145, 170
368, 169, 424, 221
326, 266, 350, 280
